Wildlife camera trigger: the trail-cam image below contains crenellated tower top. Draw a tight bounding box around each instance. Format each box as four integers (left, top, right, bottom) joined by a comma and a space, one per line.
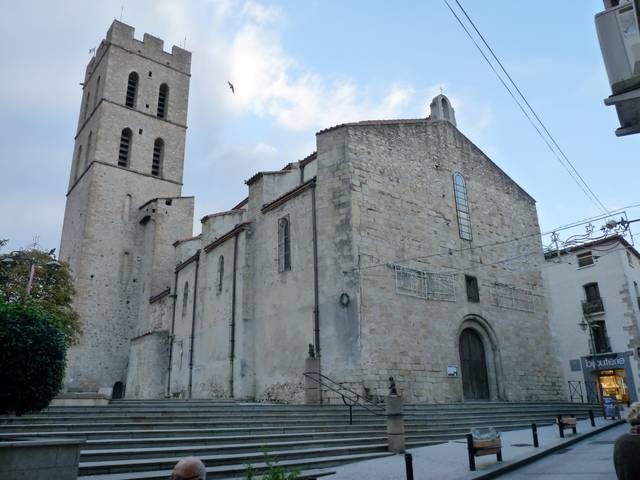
85, 20, 191, 82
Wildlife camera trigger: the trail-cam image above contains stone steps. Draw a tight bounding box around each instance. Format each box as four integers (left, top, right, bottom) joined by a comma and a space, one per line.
79, 444, 390, 475
11, 407, 592, 422
78, 453, 390, 480
0, 400, 600, 478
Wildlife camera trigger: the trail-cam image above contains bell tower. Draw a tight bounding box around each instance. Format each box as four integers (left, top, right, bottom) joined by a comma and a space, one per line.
59, 21, 192, 393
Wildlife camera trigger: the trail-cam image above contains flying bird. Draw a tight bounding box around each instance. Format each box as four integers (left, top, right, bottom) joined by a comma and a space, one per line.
227, 81, 235, 94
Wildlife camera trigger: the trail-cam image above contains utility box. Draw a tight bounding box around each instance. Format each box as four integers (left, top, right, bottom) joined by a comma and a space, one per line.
595, 0, 640, 135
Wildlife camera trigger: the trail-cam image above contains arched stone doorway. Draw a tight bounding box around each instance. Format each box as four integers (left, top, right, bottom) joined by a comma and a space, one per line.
112, 381, 124, 399
459, 329, 490, 400
454, 314, 507, 401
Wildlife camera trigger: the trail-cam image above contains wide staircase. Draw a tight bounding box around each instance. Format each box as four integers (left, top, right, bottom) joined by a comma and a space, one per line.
0, 399, 599, 479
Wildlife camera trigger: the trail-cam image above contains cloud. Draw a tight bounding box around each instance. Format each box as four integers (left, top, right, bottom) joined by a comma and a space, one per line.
155, 0, 418, 133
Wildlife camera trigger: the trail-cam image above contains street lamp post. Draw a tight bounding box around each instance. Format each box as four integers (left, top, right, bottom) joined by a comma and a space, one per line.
0, 251, 60, 296
579, 316, 598, 358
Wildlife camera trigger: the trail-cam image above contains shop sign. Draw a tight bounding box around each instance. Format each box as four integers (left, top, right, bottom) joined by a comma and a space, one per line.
582, 353, 627, 371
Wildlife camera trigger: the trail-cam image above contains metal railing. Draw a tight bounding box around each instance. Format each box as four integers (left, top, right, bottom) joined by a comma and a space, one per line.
568, 379, 602, 405
303, 371, 385, 424
582, 298, 605, 315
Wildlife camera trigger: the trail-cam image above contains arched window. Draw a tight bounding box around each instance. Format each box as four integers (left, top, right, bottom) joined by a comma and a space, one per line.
151, 138, 164, 176
75, 145, 83, 179
157, 83, 169, 119
278, 216, 291, 272
125, 72, 139, 108
217, 255, 224, 292
182, 281, 189, 317
85, 131, 92, 169
94, 76, 100, 109
442, 97, 450, 121
453, 173, 472, 241
118, 128, 132, 167
84, 91, 91, 119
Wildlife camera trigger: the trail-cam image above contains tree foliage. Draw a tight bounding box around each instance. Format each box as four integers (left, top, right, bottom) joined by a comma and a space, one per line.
0, 303, 67, 415
0, 248, 80, 345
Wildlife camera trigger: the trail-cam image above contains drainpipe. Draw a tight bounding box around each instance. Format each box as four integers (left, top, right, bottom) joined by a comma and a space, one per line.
311, 184, 321, 395
229, 234, 239, 397
187, 251, 200, 398
166, 270, 179, 397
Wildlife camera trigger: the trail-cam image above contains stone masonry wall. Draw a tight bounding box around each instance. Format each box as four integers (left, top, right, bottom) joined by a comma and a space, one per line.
313, 120, 564, 403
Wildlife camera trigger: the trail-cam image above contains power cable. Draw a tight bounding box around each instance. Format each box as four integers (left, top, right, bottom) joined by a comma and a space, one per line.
442, 0, 608, 214
453, 0, 609, 214
353, 204, 639, 273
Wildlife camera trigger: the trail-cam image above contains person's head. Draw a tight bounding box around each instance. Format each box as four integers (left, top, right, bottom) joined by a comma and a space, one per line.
171, 457, 206, 480
627, 402, 640, 425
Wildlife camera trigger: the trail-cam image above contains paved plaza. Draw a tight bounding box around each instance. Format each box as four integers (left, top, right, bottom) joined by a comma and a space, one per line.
498, 423, 625, 479
330, 418, 625, 480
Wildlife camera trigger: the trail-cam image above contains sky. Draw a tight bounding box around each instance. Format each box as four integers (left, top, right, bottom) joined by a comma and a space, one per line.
1, 0, 639, 253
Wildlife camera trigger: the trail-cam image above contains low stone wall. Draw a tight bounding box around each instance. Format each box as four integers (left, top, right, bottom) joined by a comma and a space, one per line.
0, 438, 85, 480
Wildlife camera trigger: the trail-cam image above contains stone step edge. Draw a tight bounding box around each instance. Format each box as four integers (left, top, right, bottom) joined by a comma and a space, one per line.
81, 435, 388, 457
79, 443, 390, 471
78, 452, 393, 480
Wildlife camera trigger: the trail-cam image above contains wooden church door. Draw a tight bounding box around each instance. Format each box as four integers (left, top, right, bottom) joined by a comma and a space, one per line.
459, 329, 490, 400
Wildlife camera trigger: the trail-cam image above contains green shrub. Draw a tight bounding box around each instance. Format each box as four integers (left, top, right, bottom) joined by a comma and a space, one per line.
0, 302, 67, 415
245, 453, 300, 480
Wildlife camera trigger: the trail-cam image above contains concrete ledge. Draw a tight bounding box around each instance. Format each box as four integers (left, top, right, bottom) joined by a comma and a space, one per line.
49, 393, 111, 407
470, 419, 625, 480
0, 437, 85, 480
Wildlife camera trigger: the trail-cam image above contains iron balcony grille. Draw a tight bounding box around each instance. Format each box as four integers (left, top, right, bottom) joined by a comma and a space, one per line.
582, 298, 605, 315
490, 283, 535, 313
393, 265, 456, 302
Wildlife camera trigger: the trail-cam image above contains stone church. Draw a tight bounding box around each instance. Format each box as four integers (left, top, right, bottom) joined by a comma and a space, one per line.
60, 20, 565, 403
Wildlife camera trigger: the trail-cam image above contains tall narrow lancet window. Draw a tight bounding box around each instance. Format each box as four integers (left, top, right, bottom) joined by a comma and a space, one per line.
182, 281, 189, 317
125, 72, 139, 108
75, 145, 83, 179
278, 216, 291, 272
118, 128, 132, 167
453, 173, 472, 241
84, 91, 91, 119
94, 76, 100, 108
157, 83, 168, 119
217, 256, 224, 293
85, 131, 92, 170
151, 138, 164, 176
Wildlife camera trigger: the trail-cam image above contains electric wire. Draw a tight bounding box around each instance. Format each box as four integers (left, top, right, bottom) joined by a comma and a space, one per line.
453, 0, 609, 214
442, 0, 608, 215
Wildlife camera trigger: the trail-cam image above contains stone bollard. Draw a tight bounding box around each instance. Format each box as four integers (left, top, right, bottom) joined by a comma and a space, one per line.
304, 355, 321, 405
386, 394, 405, 453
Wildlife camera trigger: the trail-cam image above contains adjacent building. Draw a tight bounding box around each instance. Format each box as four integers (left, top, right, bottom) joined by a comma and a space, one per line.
60, 20, 566, 403
544, 236, 640, 403
595, 0, 640, 136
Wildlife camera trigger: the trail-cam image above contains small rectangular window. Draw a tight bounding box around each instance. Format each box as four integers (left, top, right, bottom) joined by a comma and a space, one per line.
577, 251, 594, 268
465, 275, 479, 302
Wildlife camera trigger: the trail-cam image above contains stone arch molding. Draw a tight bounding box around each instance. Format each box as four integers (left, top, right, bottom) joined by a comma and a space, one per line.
455, 315, 505, 401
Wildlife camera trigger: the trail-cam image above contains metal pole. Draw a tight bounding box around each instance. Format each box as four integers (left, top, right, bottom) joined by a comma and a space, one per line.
349, 404, 353, 425
466, 434, 476, 471
589, 409, 595, 427
531, 423, 539, 448
26, 263, 36, 295
404, 453, 414, 480
557, 415, 564, 438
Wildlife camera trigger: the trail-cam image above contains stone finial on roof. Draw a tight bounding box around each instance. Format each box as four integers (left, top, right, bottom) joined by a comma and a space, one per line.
430, 94, 457, 127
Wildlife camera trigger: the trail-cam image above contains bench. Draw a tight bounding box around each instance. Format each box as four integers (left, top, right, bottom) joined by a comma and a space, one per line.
466, 428, 502, 471
556, 414, 577, 438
